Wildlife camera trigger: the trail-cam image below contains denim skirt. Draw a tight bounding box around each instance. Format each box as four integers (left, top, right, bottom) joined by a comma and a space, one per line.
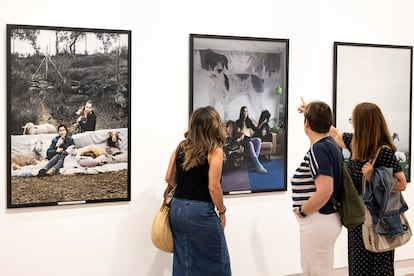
170, 197, 231, 276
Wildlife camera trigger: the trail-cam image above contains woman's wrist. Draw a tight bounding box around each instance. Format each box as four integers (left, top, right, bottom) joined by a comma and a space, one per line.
298, 206, 308, 217
218, 206, 226, 215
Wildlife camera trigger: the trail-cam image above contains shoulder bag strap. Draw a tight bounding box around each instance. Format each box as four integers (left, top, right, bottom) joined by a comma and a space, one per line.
324, 139, 343, 208
362, 145, 387, 194
162, 144, 181, 206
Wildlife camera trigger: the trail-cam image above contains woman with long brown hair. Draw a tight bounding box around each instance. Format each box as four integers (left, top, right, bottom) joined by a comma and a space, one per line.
165, 106, 231, 275
330, 102, 407, 275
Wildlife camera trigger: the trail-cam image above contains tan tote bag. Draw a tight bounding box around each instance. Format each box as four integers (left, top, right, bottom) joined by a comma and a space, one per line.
362, 146, 412, 253
151, 204, 174, 253
363, 206, 411, 253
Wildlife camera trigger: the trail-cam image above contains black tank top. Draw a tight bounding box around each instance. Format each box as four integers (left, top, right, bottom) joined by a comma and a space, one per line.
173, 150, 212, 202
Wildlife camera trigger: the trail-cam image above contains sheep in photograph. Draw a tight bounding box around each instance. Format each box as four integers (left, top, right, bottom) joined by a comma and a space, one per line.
11, 139, 45, 170
11, 159, 48, 177
105, 130, 122, 154
22, 122, 56, 135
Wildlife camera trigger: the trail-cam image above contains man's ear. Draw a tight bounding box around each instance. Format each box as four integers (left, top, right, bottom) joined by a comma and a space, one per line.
304, 118, 309, 128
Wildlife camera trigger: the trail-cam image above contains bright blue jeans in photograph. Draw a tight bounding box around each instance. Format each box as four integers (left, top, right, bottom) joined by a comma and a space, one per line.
170, 197, 231, 276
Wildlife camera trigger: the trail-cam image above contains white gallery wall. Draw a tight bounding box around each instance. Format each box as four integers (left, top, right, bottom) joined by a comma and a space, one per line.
1, 0, 414, 275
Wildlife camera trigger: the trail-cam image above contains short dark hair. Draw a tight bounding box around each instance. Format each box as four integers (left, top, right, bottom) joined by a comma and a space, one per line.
304, 101, 332, 133
225, 120, 238, 137
57, 124, 68, 132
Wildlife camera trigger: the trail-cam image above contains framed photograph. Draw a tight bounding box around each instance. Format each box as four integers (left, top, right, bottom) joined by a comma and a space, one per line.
7, 24, 131, 208
190, 34, 289, 194
333, 42, 412, 182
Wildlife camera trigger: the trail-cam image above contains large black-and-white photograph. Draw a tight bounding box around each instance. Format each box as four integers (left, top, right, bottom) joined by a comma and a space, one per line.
190, 34, 289, 194
7, 24, 131, 208
334, 42, 412, 182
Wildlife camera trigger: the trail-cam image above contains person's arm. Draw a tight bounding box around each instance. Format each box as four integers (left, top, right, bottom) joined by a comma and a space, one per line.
165, 150, 177, 187
329, 126, 346, 149
62, 137, 75, 153
163, 149, 177, 204
362, 145, 407, 193
208, 147, 226, 229
265, 123, 270, 133
393, 171, 407, 192
362, 161, 407, 193
46, 137, 58, 159
294, 174, 333, 218
257, 120, 265, 130
298, 97, 346, 149
248, 118, 258, 134
297, 97, 306, 113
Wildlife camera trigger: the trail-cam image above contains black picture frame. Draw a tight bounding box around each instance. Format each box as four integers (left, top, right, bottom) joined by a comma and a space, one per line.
333, 42, 412, 182
7, 24, 131, 208
190, 34, 289, 194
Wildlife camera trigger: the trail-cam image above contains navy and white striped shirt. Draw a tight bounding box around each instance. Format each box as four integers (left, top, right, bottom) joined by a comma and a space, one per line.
291, 136, 342, 213
291, 153, 314, 208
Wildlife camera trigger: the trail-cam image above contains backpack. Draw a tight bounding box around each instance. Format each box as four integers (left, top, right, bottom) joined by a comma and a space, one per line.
331, 162, 365, 229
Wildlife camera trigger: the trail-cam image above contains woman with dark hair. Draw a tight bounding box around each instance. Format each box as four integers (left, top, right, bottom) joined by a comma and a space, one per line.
165, 106, 231, 276
254, 110, 272, 142
38, 124, 75, 176
235, 106, 267, 173
293, 101, 343, 275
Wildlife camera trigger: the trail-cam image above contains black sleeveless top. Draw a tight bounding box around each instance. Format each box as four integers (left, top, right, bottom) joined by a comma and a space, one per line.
173, 149, 212, 202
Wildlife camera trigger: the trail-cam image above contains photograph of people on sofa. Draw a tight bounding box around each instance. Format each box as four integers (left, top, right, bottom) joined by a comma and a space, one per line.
221, 107, 285, 194
190, 34, 288, 193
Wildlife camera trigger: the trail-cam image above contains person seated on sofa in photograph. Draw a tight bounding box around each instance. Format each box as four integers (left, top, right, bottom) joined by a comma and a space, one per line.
254, 109, 272, 142
38, 124, 75, 176
223, 120, 244, 173
235, 106, 267, 174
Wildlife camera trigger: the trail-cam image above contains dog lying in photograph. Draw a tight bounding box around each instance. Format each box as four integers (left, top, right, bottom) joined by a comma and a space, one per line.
77, 131, 122, 158
59, 145, 100, 175
199, 49, 265, 120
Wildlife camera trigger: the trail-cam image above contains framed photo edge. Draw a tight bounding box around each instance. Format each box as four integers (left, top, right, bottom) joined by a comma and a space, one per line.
6, 23, 132, 208
190, 33, 289, 194
333, 41, 412, 182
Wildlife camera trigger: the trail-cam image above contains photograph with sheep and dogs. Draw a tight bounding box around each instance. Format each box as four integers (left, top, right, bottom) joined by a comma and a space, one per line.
7, 24, 131, 208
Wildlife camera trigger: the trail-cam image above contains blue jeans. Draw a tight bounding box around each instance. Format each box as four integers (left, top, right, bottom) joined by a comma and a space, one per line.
170, 198, 231, 276
243, 137, 261, 157
45, 154, 66, 171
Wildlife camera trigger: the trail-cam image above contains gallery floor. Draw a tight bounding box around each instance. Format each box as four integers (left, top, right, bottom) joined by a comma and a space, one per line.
287, 258, 414, 276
